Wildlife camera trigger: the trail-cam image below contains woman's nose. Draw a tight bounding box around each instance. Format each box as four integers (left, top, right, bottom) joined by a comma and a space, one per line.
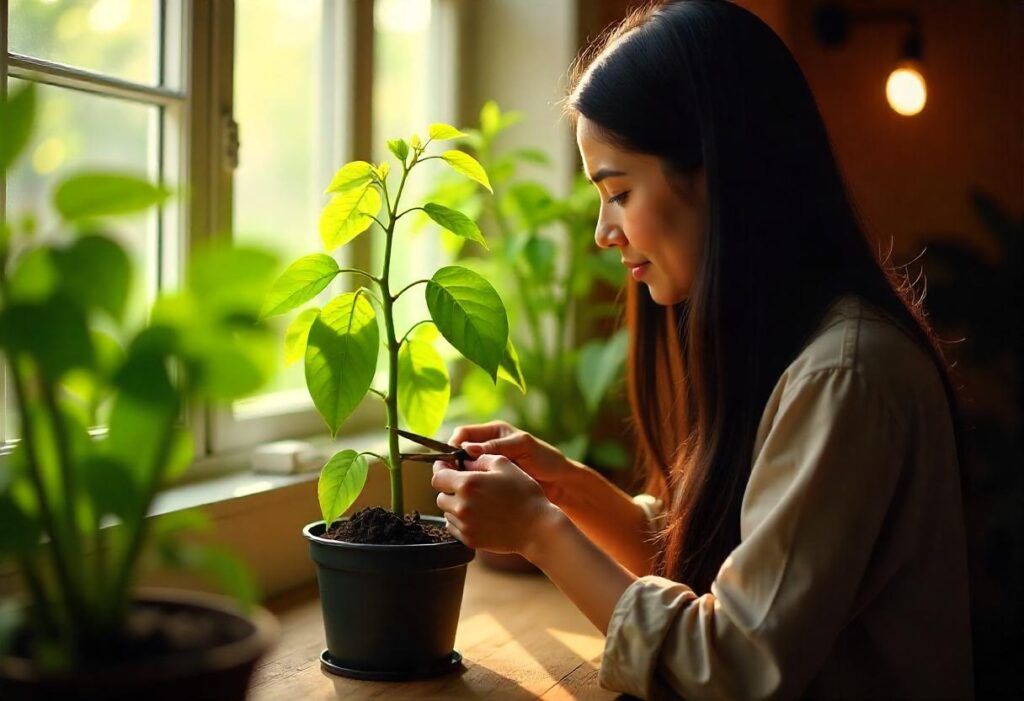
594, 218, 625, 250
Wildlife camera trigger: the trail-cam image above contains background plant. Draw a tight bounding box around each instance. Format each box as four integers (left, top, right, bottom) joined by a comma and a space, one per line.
419, 102, 631, 469
0, 83, 278, 668
262, 123, 521, 523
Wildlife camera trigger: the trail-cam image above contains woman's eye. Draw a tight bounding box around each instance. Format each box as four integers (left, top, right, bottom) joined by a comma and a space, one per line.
608, 191, 630, 206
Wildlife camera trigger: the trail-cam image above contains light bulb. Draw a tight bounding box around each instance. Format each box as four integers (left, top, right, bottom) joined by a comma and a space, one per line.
886, 63, 927, 116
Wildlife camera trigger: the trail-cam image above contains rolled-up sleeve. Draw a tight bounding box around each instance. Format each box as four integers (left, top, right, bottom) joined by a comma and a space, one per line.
600, 367, 906, 700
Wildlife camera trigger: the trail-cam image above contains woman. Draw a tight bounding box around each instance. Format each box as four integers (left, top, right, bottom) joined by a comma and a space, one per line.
431, 1, 973, 698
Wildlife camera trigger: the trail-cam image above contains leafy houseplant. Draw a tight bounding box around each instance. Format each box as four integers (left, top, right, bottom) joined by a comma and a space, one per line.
263, 123, 519, 679
0, 83, 278, 700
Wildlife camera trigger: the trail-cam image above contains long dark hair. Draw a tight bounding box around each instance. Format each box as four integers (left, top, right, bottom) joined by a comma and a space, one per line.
566, 0, 963, 593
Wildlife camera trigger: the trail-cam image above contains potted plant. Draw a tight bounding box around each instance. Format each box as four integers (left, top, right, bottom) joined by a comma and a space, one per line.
420, 102, 631, 572
262, 124, 520, 679
0, 83, 278, 700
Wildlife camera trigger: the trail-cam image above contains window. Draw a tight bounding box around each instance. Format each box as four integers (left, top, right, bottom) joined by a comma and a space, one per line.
1, 0, 461, 461
211, 0, 461, 453
1, 0, 187, 446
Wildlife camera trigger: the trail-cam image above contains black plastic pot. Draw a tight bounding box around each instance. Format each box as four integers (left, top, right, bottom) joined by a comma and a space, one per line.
303, 516, 475, 681
0, 590, 277, 701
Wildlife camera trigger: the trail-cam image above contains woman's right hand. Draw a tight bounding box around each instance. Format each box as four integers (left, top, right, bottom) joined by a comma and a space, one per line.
443, 421, 577, 505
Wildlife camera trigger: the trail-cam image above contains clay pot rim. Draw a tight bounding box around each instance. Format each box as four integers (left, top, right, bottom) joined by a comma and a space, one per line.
303, 515, 469, 551
0, 588, 278, 686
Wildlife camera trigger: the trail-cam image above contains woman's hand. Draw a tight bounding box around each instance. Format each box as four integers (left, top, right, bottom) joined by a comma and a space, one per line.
431, 453, 563, 559
444, 421, 576, 505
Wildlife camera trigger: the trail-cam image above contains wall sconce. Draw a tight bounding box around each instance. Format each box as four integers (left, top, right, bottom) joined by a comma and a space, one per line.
813, 2, 927, 116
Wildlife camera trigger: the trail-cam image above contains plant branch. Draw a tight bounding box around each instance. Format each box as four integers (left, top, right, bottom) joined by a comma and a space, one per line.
338, 267, 380, 285
394, 206, 426, 222
399, 319, 435, 348
392, 279, 429, 303
368, 387, 387, 401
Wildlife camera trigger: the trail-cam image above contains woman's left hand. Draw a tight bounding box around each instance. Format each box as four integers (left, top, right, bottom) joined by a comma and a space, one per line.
431, 453, 559, 557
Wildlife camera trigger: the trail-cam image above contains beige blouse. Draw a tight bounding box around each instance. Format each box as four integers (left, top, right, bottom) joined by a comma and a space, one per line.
601, 297, 974, 700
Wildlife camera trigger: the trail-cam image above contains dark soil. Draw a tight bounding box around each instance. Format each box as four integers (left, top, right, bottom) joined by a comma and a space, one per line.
324, 506, 455, 545
11, 601, 250, 667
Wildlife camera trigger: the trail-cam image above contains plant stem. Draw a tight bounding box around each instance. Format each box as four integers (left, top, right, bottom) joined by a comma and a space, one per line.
105, 410, 177, 624
377, 156, 417, 517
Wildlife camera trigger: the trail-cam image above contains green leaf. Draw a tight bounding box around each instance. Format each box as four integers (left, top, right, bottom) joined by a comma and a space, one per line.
80, 455, 137, 520
0, 490, 41, 558
0, 296, 94, 379
497, 337, 526, 393
425, 266, 508, 381
411, 321, 439, 343
398, 339, 450, 437
320, 184, 382, 251
590, 440, 632, 471
556, 435, 589, 462
7, 246, 58, 303
318, 449, 369, 525
163, 428, 195, 485
324, 161, 374, 195
158, 541, 258, 611
428, 123, 465, 141
261, 253, 339, 318
441, 151, 492, 193
510, 148, 550, 165
284, 307, 319, 365
54, 172, 170, 221
305, 291, 378, 435
459, 365, 505, 419
480, 101, 502, 139
186, 244, 279, 317
576, 329, 629, 414
387, 139, 409, 162
523, 235, 556, 282
423, 203, 488, 249
0, 81, 36, 173
55, 234, 133, 321
152, 509, 213, 538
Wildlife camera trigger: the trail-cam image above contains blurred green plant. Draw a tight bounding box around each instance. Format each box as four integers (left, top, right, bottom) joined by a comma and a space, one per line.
0, 82, 278, 669
418, 101, 630, 468
262, 123, 520, 522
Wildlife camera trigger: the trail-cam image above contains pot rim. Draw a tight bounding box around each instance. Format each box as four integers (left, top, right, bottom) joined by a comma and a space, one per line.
0, 588, 278, 685
303, 515, 468, 551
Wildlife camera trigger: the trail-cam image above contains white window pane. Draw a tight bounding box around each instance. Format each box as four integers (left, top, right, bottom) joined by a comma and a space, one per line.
233, 0, 326, 399
4, 78, 163, 440
373, 0, 449, 367
9, 0, 161, 86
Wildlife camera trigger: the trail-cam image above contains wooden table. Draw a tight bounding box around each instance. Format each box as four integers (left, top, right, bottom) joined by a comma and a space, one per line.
249, 559, 626, 699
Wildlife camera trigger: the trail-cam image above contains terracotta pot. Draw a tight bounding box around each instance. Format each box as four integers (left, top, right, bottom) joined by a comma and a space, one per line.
304, 516, 475, 681
0, 589, 277, 701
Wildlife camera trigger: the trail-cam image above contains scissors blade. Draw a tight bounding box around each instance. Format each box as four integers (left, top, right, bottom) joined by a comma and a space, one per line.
391, 426, 460, 454
400, 452, 461, 463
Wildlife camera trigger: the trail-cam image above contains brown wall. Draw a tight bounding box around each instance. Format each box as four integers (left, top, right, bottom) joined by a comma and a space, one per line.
581, 0, 1022, 260
782, 0, 1022, 262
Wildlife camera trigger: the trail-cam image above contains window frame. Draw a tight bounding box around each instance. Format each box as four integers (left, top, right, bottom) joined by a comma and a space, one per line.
0, 0, 193, 452
0, 0, 463, 467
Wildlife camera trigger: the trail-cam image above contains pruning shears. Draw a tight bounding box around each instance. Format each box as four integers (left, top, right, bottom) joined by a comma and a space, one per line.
390, 426, 470, 471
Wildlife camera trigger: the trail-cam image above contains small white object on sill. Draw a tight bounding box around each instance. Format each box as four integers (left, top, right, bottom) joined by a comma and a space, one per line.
251, 440, 325, 474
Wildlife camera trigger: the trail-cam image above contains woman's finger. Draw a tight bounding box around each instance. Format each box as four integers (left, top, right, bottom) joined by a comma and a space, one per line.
444, 516, 471, 548
448, 420, 508, 447
436, 491, 460, 516
431, 464, 465, 493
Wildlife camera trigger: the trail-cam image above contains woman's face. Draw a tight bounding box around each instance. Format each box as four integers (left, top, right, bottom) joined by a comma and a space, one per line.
576, 115, 707, 306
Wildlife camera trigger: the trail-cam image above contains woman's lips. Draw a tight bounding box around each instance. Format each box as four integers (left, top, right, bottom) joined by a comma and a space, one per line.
628, 262, 651, 280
